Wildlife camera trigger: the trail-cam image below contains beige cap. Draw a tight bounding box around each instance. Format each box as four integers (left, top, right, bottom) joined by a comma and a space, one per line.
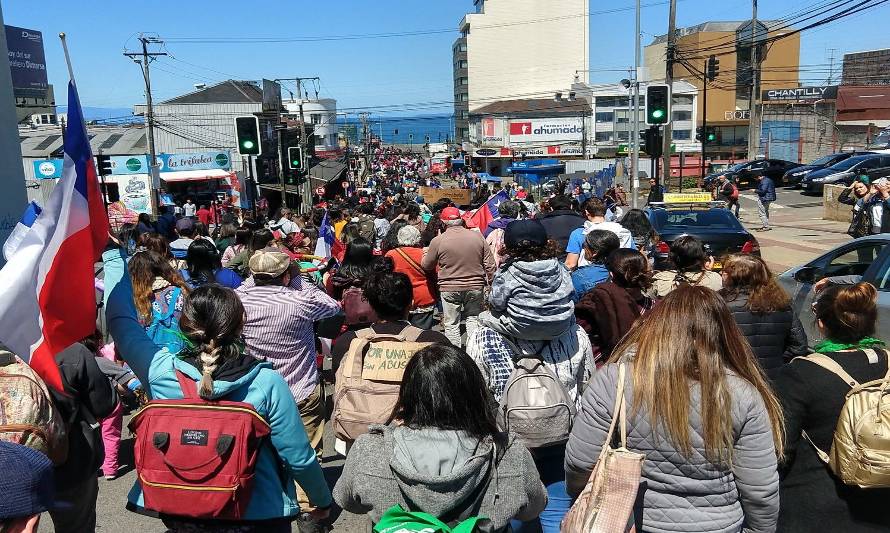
249, 248, 291, 277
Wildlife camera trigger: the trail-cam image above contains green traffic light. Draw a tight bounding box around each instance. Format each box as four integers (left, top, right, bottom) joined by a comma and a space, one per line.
652, 109, 665, 119
292, 160, 300, 166
242, 140, 255, 150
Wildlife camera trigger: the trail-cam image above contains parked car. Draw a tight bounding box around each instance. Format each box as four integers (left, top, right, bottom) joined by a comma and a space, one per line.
703, 158, 803, 189
800, 154, 890, 194
646, 202, 760, 271
777, 235, 890, 345
782, 152, 857, 188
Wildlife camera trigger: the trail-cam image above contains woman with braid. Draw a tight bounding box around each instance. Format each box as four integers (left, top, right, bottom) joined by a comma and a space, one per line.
102, 240, 332, 532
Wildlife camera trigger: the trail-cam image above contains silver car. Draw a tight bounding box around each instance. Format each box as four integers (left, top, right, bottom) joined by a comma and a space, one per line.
777, 235, 890, 346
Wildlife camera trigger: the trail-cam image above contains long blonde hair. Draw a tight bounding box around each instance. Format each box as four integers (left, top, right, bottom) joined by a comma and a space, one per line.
610, 285, 784, 463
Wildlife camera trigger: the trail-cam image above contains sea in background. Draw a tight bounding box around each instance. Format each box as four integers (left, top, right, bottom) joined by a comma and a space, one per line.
340, 113, 455, 145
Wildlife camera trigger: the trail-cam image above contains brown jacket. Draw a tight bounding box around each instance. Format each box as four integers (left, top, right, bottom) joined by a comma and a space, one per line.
422, 225, 495, 292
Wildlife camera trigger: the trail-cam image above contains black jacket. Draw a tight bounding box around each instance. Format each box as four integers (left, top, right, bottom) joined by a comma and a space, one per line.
536, 209, 585, 260
51, 343, 117, 490
721, 291, 807, 379
775, 349, 890, 532
647, 184, 664, 204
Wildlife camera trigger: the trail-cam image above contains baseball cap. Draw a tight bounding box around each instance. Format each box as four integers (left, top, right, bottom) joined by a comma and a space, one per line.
504, 219, 548, 248
249, 248, 291, 277
0, 441, 55, 520
175, 217, 194, 233
440, 207, 462, 221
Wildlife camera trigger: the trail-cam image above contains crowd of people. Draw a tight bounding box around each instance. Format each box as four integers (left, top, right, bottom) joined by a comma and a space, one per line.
3, 149, 890, 533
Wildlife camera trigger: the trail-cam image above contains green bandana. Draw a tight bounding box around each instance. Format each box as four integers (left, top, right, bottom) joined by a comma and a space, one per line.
812, 337, 885, 353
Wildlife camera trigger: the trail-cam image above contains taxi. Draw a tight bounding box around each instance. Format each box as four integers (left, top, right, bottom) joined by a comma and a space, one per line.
645, 193, 760, 271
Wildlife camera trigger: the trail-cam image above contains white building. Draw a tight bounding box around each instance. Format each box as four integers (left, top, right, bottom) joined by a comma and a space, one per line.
453, 0, 589, 143
283, 98, 339, 157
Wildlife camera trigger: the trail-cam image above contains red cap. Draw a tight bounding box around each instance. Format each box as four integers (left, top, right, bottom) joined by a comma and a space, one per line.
440, 207, 461, 221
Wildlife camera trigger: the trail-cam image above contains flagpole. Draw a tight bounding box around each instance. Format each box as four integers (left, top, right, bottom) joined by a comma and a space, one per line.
58, 33, 76, 83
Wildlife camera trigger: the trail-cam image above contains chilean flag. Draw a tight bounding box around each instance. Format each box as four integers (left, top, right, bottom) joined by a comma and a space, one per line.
313, 211, 345, 262
0, 81, 109, 390
465, 190, 510, 231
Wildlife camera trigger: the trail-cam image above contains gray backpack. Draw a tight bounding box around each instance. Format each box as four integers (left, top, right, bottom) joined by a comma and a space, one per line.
498, 338, 576, 449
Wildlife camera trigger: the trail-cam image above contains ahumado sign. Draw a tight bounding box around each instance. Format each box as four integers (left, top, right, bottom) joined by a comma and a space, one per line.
508, 117, 583, 144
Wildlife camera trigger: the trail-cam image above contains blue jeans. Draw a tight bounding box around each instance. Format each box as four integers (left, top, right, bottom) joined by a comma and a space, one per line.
511, 447, 573, 533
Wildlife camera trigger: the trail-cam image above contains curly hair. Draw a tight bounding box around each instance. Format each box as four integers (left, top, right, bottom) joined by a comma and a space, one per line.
501, 239, 562, 266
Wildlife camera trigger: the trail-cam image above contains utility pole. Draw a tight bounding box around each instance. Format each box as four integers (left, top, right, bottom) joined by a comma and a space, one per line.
276, 76, 320, 212
124, 35, 166, 217
700, 67, 709, 183
359, 112, 370, 185
746, 0, 761, 160
662, 0, 678, 187
631, 0, 642, 209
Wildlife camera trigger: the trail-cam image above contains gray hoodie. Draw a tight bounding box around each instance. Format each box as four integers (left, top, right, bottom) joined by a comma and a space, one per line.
481, 258, 575, 341
334, 424, 547, 531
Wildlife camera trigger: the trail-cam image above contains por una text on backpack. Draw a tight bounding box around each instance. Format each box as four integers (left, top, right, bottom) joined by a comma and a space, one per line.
129, 370, 271, 520
341, 286, 379, 326
146, 287, 185, 355
498, 338, 576, 449
333, 325, 429, 442
0, 351, 69, 464
797, 349, 890, 488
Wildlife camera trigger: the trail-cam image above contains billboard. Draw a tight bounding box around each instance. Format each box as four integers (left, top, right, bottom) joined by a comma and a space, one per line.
508, 117, 584, 144
762, 85, 838, 102
159, 151, 231, 172
5, 25, 47, 98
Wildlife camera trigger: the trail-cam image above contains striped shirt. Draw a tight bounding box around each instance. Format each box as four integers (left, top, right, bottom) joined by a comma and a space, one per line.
236, 276, 341, 403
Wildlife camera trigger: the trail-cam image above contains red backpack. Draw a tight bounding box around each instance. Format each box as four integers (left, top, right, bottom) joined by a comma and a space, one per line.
128, 370, 271, 520
341, 286, 379, 326
730, 183, 740, 200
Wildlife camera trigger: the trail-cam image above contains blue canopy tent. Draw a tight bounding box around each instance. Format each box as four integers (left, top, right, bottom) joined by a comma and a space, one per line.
473, 172, 501, 183
506, 159, 566, 184
452, 157, 466, 169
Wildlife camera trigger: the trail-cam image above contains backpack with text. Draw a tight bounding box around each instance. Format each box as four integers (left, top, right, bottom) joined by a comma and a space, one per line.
497, 338, 576, 449
797, 349, 890, 488
0, 350, 69, 464
341, 286, 379, 327
128, 370, 271, 519
146, 287, 186, 355
333, 325, 429, 442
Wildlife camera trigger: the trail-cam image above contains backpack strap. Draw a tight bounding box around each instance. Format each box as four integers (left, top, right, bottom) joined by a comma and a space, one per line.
175, 369, 199, 400
793, 353, 860, 388
394, 248, 425, 277
401, 324, 425, 342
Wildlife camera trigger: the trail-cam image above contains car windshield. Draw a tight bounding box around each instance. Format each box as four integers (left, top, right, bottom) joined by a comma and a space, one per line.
830, 155, 874, 171
809, 154, 842, 166
652, 209, 742, 230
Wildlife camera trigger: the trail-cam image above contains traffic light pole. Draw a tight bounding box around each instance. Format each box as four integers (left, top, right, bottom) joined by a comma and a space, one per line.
700, 74, 708, 185
662, 0, 678, 188
631, 0, 641, 209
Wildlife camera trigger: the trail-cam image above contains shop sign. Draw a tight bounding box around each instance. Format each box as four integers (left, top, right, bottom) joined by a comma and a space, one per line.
508, 117, 583, 143
159, 151, 231, 172
724, 110, 750, 120
32, 159, 63, 179
762, 85, 838, 102
474, 148, 498, 157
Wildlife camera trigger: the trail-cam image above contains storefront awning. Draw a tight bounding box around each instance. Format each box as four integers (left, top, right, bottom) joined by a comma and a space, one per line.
161, 169, 236, 183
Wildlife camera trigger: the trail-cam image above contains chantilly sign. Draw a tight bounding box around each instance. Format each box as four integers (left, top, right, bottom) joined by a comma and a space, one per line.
762, 85, 838, 102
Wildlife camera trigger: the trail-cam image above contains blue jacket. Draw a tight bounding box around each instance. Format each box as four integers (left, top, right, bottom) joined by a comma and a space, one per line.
756, 177, 776, 202
102, 249, 332, 521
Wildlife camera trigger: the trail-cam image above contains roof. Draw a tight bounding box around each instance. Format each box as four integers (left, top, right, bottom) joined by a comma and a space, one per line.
160, 80, 263, 105
470, 98, 591, 116
836, 86, 890, 122
310, 159, 347, 182
649, 20, 783, 45
20, 126, 147, 158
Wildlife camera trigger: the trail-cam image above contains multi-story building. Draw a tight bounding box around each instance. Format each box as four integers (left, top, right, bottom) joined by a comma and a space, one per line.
453, 0, 589, 145
283, 97, 339, 157
646, 21, 800, 159
842, 48, 890, 86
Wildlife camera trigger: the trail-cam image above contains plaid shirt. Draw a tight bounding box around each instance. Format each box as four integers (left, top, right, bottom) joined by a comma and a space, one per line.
236, 276, 340, 403
466, 324, 594, 406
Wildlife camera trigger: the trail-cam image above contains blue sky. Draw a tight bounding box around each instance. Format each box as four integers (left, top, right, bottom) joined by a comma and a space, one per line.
4, 0, 889, 117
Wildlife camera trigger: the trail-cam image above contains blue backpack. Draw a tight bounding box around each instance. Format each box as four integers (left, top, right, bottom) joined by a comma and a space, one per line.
146, 287, 185, 354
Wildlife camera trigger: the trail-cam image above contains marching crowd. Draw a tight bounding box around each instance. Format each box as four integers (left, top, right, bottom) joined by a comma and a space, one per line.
3, 150, 890, 533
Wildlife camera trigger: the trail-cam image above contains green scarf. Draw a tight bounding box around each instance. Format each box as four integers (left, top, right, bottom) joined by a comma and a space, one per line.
813, 337, 885, 353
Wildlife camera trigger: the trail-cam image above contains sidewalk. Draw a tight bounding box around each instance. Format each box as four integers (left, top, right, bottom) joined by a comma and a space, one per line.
737, 207, 850, 273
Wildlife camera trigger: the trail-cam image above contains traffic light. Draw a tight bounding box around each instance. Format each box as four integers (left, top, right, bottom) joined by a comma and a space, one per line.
234, 116, 261, 156
697, 126, 718, 143
695, 126, 703, 142
706, 55, 720, 82
288, 147, 304, 170
645, 84, 671, 125
96, 154, 113, 176
643, 126, 663, 158
706, 127, 717, 143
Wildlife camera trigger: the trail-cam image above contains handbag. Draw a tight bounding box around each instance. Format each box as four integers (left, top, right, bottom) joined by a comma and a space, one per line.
847, 207, 872, 239
562, 363, 644, 533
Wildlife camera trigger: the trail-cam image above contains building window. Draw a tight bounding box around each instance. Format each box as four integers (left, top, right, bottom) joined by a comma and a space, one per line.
615, 130, 630, 141
595, 131, 613, 142
672, 94, 693, 106
459, 77, 468, 86
672, 110, 692, 121
311, 114, 321, 125
595, 96, 630, 108
672, 129, 691, 140
455, 60, 468, 69
595, 111, 614, 123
